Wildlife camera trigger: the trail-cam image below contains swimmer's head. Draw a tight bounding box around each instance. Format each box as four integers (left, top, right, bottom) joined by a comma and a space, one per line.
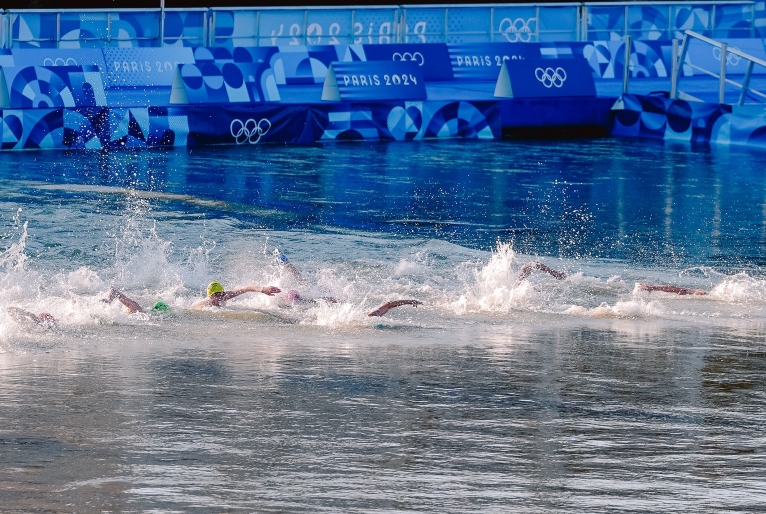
207, 281, 224, 296
286, 289, 301, 302
151, 301, 169, 313
38, 312, 56, 327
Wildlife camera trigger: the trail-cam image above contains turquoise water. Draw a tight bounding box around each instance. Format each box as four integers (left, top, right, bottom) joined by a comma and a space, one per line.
1, 139, 766, 512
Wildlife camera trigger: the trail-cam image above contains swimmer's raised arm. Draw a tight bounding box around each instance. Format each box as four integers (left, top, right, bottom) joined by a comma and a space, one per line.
276, 254, 304, 282
7, 307, 57, 328
368, 299, 423, 317
194, 281, 282, 308
102, 287, 143, 313
637, 283, 706, 295
518, 261, 567, 282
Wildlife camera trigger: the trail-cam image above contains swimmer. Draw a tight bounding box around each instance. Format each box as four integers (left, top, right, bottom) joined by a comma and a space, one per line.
277, 253, 423, 317
637, 283, 707, 296
6, 307, 57, 329
102, 287, 170, 313
275, 253, 305, 282
518, 261, 567, 281
191, 281, 281, 309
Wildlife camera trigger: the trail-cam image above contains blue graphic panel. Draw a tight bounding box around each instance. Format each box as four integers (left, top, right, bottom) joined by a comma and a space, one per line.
102, 47, 195, 87
713, 3, 755, 38
270, 45, 344, 85
403, 8, 444, 44
11, 49, 105, 70
362, 44, 453, 81
5, 66, 107, 108
171, 62, 278, 104
446, 7, 491, 44
628, 5, 670, 40
12, 13, 57, 49
163, 10, 206, 47
686, 38, 766, 75
493, 7, 538, 43
213, 10, 258, 48
587, 6, 625, 41
672, 4, 713, 38
350, 9, 399, 45
305, 10, 354, 46
448, 43, 541, 80
327, 61, 426, 101
538, 6, 579, 42
109, 12, 160, 47
258, 10, 306, 47
59, 12, 108, 48
500, 58, 596, 98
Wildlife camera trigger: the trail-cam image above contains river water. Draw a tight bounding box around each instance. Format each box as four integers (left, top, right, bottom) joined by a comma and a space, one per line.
1, 139, 765, 512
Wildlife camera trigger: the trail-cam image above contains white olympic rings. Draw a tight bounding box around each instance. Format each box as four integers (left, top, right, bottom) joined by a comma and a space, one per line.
534, 67, 567, 88
230, 118, 271, 144
712, 46, 741, 66
42, 57, 78, 67
499, 17, 536, 43
392, 51, 425, 66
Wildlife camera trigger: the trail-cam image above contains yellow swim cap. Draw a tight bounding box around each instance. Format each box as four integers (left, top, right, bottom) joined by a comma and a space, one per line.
207, 281, 224, 296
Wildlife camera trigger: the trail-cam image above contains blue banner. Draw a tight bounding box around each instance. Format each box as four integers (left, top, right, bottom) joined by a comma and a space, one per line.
102, 47, 195, 87
361, 44, 453, 81
448, 43, 541, 80
495, 58, 596, 98
322, 61, 426, 101
685, 38, 766, 76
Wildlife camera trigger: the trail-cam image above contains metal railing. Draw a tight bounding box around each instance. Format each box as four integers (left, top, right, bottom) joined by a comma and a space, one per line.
671, 29, 766, 105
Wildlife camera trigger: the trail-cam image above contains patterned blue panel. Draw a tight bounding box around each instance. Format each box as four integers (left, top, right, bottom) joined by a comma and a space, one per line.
163, 11, 206, 48
714, 4, 755, 38
686, 38, 766, 75
587, 6, 626, 41
362, 44, 453, 81
611, 93, 733, 144
320, 100, 499, 141
173, 62, 272, 103
493, 7, 538, 43
63, 108, 106, 150
213, 10, 258, 48
12, 49, 105, 70
102, 47, 195, 87
5, 66, 106, 108
270, 45, 343, 85
0, 109, 64, 149
403, 8, 444, 44
446, 7, 491, 44
59, 12, 108, 49
147, 106, 190, 148
305, 10, 354, 46
672, 5, 713, 38
12, 13, 57, 49
258, 10, 305, 47
628, 5, 670, 40
0, 51, 14, 68
756, 2, 766, 37
351, 9, 399, 45
538, 7, 578, 42
110, 12, 160, 48
580, 40, 671, 79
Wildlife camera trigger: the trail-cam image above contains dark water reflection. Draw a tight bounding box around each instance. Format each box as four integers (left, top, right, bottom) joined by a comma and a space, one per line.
1, 324, 764, 512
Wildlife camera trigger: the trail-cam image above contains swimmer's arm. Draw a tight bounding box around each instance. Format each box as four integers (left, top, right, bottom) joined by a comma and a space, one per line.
7, 307, 42, 324
368, 299, 423, 317
221, 285, 282, 301
190, 298, 211, 309
638, 283, 706, 295
518, 261, 567, 281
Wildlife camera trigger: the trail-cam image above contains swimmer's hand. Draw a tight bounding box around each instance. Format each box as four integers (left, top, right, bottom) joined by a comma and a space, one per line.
368, 299, 423, 317
260, 286, 281, 296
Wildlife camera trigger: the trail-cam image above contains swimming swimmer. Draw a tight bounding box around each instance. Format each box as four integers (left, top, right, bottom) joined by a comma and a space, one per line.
637, 283, 707, 295
6, 307, 57, 329
276, 253, 423, 317
102, 288, 170, 313
191, 281, 281, 308
518, 261, 567, 281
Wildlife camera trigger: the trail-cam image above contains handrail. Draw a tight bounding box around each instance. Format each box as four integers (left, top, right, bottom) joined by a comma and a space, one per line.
673, 29, 766, 105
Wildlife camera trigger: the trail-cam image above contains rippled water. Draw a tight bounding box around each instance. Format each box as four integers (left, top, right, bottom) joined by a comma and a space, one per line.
1, 139, 765, 511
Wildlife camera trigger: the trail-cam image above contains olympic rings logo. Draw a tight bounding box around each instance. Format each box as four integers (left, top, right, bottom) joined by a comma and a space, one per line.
393, 51, 425, 66
230, 118, 271, 144
42, 57, 77, 66
535, 67, 567, 88
499, 17, 536, 43
712, 46, 741, 66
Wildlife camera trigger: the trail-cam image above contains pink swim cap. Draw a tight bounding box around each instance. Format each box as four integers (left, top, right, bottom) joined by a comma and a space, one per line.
286, 290, 302, 302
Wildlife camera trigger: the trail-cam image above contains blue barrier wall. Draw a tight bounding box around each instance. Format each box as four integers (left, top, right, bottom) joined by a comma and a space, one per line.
3, 2, 765, 49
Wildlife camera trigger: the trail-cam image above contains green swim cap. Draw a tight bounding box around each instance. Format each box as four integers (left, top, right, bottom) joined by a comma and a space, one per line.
207, 281, 224, 296
151, 301, 169, 313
